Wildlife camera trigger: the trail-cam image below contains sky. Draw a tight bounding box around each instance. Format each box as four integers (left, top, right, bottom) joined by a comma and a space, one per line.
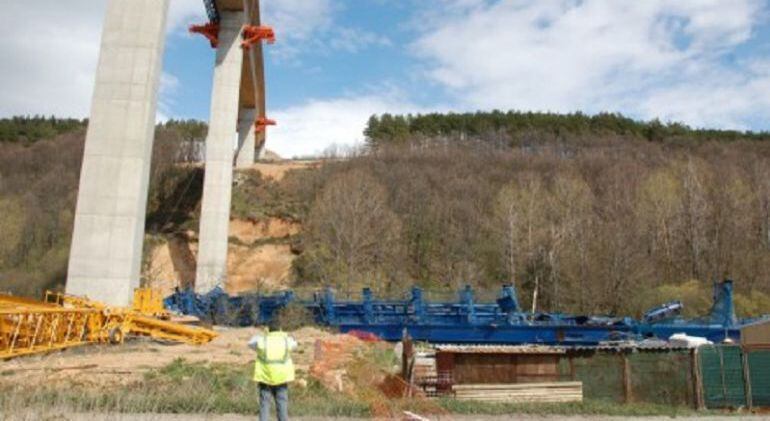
0, 0, 769, 158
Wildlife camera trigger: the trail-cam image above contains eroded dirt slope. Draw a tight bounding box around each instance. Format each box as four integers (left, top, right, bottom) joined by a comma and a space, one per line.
144, 160, 309, 295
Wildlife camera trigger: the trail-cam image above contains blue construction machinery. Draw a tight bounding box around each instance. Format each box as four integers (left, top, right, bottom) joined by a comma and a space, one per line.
164, 280, 767, 346
202, 0, 219, 23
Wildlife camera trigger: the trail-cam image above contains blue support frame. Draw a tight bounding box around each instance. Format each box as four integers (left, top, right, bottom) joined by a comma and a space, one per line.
203, 0, 219, 23
164, 280, 767, 346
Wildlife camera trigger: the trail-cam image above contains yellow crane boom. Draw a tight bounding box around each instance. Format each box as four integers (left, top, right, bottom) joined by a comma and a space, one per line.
0, 288, 217, 360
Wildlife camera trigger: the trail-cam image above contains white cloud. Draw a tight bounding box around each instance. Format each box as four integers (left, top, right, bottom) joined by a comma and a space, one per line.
267, 94, 423, 159
413, 0, 769, 129
157, 72, 182, 123
329, 28, 392, 54
262, 0, 391, 63
262, 0, 333, 61
636, 60, 770, 129
0, 1, 106, 118
167, 0, 206, 34
0, 0, 201, 119
264, 0, 334, 41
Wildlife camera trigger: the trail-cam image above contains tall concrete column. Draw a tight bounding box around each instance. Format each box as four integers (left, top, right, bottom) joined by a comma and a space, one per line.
66, 0, 169, 306
195, 11, 245, 292
235, 108, 257, 168
255, 130, 266, 160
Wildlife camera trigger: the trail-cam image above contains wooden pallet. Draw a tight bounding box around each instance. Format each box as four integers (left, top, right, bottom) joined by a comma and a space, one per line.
452, 381, 583, 403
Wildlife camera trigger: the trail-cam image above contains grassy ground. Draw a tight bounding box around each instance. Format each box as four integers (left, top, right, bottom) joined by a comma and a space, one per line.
0, 359, 367, 417
440, 398, 710, 417
0, 359, 717, 418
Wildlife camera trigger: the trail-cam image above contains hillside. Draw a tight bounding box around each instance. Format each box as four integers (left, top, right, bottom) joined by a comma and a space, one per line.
2, 113, 770, 318
143, 161, 315, 297
0, 117, 206, 296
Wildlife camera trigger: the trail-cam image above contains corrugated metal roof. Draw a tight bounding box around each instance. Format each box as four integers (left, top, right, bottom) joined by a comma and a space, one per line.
432, 340, 691, 354
432, 344, 567, 354
564, 340, 691, 352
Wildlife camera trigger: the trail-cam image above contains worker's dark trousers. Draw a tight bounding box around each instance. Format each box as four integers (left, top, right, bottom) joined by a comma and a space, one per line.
259, 382, 289, 421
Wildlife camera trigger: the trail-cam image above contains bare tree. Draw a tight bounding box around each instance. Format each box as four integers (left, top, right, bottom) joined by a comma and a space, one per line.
302, 168, 402, 292
680, 159, 712, 280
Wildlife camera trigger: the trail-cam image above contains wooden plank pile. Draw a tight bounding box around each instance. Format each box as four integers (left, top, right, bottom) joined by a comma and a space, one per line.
452, 381, 583, 403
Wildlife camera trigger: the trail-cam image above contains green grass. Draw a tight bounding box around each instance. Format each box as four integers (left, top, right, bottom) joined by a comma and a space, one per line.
0, 359, 368, 417
439, 398, 717, 417
0, 358, 726, 417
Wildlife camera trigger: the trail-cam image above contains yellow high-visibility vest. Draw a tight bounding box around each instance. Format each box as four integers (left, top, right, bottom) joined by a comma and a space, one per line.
253, 331, 295, 385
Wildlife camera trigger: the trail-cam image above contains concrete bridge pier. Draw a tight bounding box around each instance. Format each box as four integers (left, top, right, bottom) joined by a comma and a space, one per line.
235, 108, 257, 168
255, 130, 266, 160
66, 0, 170, 306
195, 10, 246, 292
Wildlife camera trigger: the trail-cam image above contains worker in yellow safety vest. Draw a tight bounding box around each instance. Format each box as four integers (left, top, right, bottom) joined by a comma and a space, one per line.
248, 320, 297, 421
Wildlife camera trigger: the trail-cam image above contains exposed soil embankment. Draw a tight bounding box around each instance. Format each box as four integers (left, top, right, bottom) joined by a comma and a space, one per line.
145, 217, 299, 296
249, 160, 319, 181
145, 235, 197, 296
229, 218, 300, 245
144, 160, 312, 295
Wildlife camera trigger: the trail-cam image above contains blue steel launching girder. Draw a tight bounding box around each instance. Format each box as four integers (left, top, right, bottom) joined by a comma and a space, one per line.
203, 0, 219, 23
164, 280, 767, 346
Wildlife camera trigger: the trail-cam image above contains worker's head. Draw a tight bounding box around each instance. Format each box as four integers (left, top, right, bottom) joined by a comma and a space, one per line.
267, 319, 281, 332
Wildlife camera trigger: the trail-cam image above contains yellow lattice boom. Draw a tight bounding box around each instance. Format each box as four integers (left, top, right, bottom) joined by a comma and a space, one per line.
131, 288, 169, 319
1, 288, 217, 360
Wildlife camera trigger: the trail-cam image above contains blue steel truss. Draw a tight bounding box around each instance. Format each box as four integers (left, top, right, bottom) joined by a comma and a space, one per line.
164, 280, 767, 346
203, 0, 219, 23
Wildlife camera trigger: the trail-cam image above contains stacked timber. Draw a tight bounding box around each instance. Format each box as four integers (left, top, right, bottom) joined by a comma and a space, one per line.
452, 381, 583, 403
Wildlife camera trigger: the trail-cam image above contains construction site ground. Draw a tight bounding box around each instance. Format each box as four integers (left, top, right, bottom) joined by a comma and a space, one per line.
0, 326, 328, 388
1, 325, 766, 419
8, 412, 770, 421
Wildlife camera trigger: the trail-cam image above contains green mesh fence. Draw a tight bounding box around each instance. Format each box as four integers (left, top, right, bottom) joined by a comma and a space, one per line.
557, 351, 694, 405
628, 351, 692, 406
564, 353, 624, 402
699, 345, 746, 408
748, 350, 770, 407
539, 347, 768, 408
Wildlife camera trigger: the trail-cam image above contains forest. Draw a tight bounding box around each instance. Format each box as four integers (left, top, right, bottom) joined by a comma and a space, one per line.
364, 111, 770, 147
0, 116, 86, 143
2, 112, 770, 317
295, 112, 770, 316
0, 117, 205, 296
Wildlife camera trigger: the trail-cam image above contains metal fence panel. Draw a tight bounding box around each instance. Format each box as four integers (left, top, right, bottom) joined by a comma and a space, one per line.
557, 351, 696, 405
748, 350, 770, 407
628, 351, 692, 406
565, 354, 624, 402
699, 345, 746, 408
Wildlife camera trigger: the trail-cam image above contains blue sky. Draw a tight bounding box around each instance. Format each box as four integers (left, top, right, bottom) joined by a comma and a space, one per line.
1, 1, 770, 157
164, 1, 435, 117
